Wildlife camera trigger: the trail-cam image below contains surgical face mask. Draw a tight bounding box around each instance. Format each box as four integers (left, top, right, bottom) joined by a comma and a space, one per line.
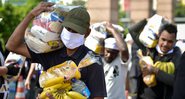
60, 27, 85, 49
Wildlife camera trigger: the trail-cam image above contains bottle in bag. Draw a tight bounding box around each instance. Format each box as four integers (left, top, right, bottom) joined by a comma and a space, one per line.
137, 49, 156, 87
71, 78, 91, 98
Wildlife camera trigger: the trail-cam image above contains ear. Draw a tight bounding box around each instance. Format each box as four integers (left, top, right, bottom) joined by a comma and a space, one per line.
85, 28, 91, 38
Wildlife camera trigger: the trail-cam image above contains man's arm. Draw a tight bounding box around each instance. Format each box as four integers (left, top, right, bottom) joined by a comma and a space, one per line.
6, 2, 54, 58
143, 64, 174, 86
128, 19, 147, 52
25, 63, 36, 90
0, 67, 8, 75
155, 70, 174, 86
105, 22, 129, 62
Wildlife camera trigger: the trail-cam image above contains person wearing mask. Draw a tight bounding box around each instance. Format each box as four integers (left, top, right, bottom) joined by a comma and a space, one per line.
6, 2, 107, 99
128, 19, 181, 99
103, 22, 129, 99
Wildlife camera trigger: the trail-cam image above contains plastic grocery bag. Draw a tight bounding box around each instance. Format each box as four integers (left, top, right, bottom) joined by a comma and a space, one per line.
139, 14, 164, 48
25, 4, 79, 53
137, 49, 156, 87
85, 22, 124, 54
3, 52, 26, 82
39, 60, 81, 88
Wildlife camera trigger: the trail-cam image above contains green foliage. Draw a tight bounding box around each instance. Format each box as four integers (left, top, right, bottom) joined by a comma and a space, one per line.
0, 3, 21, 51
175, 1, 185, 17
118, 0, 127, 36
0, 34, 5, 51
0, 0, 40, 52
67, 0, 86, 6
118, 10, 126, 28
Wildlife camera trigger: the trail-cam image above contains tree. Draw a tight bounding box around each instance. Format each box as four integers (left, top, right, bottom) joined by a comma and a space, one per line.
0, 3, 20, 52
175, 1, 185, 17
67, 0, 86, 6
0, 0, 40, 53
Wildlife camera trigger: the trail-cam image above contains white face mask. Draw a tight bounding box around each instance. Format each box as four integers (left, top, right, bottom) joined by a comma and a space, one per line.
60, 27, 85, 49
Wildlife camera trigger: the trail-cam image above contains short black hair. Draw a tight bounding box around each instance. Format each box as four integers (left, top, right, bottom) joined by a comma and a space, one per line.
159, 23, 177, 37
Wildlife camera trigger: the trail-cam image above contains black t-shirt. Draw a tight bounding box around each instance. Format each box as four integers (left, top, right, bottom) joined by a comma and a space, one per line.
0, 51, 5, 98
128, 19, 182, 99
0, 66, 4, 89
172, 51, 185, 99
28, 45, 107, 98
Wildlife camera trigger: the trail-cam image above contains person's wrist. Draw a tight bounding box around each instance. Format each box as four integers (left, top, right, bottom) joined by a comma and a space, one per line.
3, 67, 9, 74
153, 68, 159, 74
110, 29, 116, 34
148, 66, 158, 74
29, 12, 35, 17
27, 12, 36, 19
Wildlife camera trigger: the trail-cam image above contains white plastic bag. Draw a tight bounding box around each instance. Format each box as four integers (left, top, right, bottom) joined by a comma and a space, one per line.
25, 4, 79, 53
139, 14, 163, 48
85, 22, 124, 54
3, 52, 26, 82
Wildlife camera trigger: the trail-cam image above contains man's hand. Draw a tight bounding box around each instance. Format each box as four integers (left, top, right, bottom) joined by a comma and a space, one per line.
29, 2, 54, 18
37, 92, 55, 99
105, 22, 116, 34
142, 65, 159, 77
7, 63, 20, 76
147, 65, 159, 74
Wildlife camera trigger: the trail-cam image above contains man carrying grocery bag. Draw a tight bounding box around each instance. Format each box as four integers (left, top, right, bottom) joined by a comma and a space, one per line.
6, 2, 107, 99
128, 16, 181, 99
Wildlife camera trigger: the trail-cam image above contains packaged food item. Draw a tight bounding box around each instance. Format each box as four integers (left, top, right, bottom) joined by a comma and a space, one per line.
3, 52, 26, 82
137, 49, 156, 87
71, 78, 91, 98
84, 29, 105, 55
85, 22, 124, 55
39, 60, 81, 88
39, 60, 83, 99
25, 28, 63, 53
25, 4, 79, 53
139, 14, 164, 48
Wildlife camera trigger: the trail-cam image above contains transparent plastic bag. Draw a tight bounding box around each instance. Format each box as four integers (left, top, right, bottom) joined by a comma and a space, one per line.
39, 60, 81, 88
3, 52, 26, 82
85, 22, 124, 54
139, 14, 164, 48
25, 4, 79, 53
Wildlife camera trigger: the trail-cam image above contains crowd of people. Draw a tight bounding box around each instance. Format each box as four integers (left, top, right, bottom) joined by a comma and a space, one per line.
0, 1, 185, 99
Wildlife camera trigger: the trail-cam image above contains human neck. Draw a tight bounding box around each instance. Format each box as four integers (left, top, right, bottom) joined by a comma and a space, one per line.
66, 47, 78, 56
156, 45, 174, 55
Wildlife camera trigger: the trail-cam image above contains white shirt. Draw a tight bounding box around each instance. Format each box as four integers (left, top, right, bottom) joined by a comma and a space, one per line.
103, 55, 129, 99
176, 40, 185, 54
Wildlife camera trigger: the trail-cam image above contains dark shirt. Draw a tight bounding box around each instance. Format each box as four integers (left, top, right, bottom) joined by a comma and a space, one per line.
0, 51, 5, 98
172, 51, 185, 99
128, 19, 182, 99
138, 47, 181, 99
28, 45, 107, 98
